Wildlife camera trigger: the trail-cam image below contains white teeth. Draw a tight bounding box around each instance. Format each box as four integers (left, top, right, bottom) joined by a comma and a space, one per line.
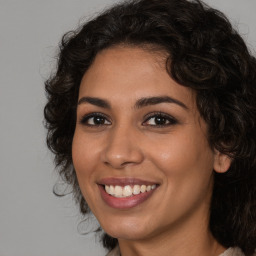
146, 185, 151, 192
123, 185, 133, 197
133, 185, 141, 195
109, 185, 115, 195
104, 184, 157, 198
141, 185, 146, 193
114, 185, 123, 197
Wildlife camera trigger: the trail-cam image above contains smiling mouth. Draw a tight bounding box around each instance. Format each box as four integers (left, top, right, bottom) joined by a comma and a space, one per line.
98, 178, 159, 208
104, 184, 157, 198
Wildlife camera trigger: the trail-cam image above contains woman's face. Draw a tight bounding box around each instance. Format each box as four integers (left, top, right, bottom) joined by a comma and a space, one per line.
72, 46, 226, 241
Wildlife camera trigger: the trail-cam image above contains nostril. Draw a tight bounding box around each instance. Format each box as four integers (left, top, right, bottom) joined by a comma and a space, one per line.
101, 144, 144, 169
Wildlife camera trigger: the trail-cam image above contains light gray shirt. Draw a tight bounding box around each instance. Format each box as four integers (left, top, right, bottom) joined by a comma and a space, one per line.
106, 246, 245, 256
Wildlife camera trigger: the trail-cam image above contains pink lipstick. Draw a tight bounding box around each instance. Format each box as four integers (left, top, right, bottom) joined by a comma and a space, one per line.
98, 178, 158, 209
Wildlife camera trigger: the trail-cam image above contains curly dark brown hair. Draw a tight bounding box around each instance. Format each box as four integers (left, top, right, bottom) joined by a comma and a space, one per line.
44, 0, 256, 254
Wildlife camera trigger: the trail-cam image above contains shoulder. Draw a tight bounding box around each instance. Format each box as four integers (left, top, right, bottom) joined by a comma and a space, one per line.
219, 247, 255, 256
106, 245, 120, 256
106, 246, 255, 256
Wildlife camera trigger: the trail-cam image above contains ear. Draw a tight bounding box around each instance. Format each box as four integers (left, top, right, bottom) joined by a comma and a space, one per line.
213, 150, 232, 173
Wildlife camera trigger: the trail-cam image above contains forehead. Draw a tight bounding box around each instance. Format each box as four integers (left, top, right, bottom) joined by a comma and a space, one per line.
79, 46, 195, 109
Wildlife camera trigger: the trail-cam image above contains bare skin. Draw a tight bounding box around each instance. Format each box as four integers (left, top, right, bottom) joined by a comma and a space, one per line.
72, 46, 231, 256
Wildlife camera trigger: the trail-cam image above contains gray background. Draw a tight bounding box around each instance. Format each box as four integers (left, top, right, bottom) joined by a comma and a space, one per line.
0, 1, 255, 256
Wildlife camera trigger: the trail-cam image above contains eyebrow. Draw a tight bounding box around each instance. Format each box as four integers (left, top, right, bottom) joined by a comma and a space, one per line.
78, 97, 111, 109
77, 96, 188, 110
135, 96, 188, 110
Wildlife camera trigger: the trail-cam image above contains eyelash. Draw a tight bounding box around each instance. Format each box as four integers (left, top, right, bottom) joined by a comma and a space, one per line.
79, 112, 178, 127
143, 112, 178, 127
79, 112, 111, 126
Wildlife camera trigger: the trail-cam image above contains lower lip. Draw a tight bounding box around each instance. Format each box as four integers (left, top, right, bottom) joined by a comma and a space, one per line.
98, 185, 156, 209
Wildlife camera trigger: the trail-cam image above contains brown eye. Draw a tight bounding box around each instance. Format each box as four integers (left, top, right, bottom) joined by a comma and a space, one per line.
80, 113, 111, 126
154, 116, 168, 125
89, 116, 106, 125
143, 113, 177, 127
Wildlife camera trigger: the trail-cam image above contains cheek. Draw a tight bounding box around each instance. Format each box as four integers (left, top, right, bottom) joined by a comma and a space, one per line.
147, 131, 214, 184
72, 130, 99, 195
72, 129, 100, 169
72, 133, 104, 215
149, 133, 215, 217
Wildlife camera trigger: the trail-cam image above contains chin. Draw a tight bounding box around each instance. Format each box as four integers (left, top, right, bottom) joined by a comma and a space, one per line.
105, 229, 150, 241
100, 216, 153, 241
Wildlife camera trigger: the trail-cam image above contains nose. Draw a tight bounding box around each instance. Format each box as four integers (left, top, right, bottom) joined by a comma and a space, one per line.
101, 125, 144, 169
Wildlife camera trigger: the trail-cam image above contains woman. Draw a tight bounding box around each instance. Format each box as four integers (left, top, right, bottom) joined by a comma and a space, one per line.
44, 0, 256, 255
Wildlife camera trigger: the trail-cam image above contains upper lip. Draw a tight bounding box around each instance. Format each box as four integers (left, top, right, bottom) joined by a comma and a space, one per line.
98, 177, 159, 186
